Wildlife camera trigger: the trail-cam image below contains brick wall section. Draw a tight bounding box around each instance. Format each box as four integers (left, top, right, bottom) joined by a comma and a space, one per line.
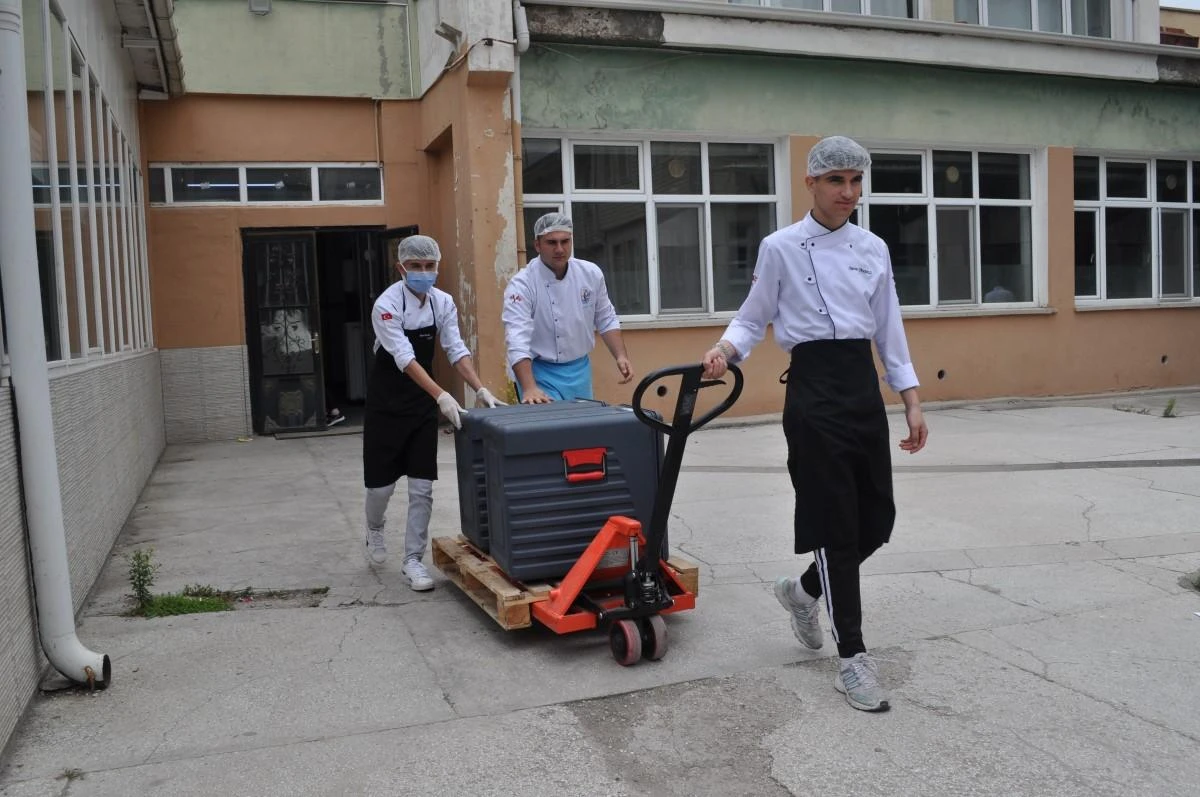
0, 391, 41, 763
160, 345, 252, 443
0, 352, 165, 753
51, 353, 166, 608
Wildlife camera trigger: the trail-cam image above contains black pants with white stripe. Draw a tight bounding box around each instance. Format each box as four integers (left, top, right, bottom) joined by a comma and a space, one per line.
784, 339, 896, 660
798, 541, 885, 659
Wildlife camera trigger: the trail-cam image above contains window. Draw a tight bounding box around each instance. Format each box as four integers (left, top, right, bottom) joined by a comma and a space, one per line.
1074, 156, 1199, 302
247, 167, 312, 202
521, 137, 782, 317
731, 0, 916, 18
21, 4, 153, 362
858, 149, 1034, 307
732, 0, 1118, 35
148, 164, 384, 204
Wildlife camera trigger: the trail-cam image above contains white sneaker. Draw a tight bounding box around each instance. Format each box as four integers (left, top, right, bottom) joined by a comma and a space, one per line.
364, 528, 387, 565
402, 559, 434, 591
835, 652, 890, 712
773, 576, 823, 650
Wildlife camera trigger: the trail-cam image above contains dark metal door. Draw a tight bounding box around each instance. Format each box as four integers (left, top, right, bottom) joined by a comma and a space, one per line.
244, 233, 325, 434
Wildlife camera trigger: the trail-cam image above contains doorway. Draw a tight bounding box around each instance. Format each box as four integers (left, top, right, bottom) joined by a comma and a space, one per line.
242, 226, 416, 435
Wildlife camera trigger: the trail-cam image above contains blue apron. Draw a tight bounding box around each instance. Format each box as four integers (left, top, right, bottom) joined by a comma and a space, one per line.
523, 354, 593, 401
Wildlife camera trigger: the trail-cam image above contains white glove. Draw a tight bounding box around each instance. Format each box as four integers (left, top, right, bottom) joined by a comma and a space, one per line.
476, 387, 506, 408
436, 392, 466, 430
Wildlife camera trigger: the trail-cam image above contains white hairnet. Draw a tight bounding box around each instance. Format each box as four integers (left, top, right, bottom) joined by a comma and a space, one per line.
396, 235, 441, 263
807, 136, 872, 177
534, 212, 572, 238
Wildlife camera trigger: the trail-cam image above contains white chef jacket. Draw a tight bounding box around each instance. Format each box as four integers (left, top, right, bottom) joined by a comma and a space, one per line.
371, 281, 471, 372
502, 256, 621, 369
723, 213, 919, 394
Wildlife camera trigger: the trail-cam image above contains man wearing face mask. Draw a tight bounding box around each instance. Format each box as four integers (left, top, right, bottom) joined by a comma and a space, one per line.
362, 234, 505, 590
701, 136, 928, 713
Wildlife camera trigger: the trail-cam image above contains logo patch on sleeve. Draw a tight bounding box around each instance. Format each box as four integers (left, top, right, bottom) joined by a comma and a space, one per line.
380, 312, 393, 320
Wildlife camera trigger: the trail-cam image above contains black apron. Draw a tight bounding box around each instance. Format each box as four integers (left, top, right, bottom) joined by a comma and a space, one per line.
782, 338, 895, 555
362, 291, 439, 489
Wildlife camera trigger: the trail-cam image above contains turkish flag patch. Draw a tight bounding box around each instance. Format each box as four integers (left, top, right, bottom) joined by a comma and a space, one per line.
380, 312, 393, 320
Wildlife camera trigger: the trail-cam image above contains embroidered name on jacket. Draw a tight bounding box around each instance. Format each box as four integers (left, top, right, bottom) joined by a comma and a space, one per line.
849, 265, 872, 276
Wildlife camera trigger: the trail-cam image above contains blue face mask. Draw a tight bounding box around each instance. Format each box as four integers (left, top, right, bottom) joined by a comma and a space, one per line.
405, 271, 437, 294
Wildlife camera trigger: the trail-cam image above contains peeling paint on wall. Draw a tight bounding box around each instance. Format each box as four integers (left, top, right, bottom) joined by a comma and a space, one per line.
173, 0, 412, 99
493, 148, 518, 283
521, 44, 1200, 152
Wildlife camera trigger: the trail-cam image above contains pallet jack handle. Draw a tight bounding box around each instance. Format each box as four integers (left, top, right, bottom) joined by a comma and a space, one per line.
630, 363, 743, 576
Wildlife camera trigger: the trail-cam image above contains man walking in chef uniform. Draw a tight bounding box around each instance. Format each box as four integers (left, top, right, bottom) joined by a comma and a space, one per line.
702, 136, 929, 713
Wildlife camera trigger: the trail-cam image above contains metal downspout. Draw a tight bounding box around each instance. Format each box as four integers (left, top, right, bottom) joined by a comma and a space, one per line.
511, 1, 530, 262
0, 0, 111, 690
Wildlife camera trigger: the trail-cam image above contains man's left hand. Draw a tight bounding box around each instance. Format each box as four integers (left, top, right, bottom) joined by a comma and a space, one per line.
899, 406, 928, 454
475, 387, 506, 408
615, 356, 633, 384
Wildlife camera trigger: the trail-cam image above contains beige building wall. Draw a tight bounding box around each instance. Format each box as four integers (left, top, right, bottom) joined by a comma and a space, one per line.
1160, 7, 1200, 38
141, 72, 519, 438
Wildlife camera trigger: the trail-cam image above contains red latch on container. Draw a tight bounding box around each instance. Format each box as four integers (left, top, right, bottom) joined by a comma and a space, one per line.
562, 447, 607, 483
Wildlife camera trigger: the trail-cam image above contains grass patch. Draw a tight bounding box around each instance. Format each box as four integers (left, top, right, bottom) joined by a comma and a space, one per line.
56, 768, 85, 782
124, 550, 326, 616
1163, 397, 1178, 418
140, 594, 231, 618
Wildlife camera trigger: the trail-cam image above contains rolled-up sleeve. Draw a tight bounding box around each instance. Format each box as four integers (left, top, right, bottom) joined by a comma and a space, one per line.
373, 298, 417, 372
869, 241, 919, 393
502, 272, 535, 369
435, 293, 471, 365
592, 272, 620, 335
722, 238, 783, 362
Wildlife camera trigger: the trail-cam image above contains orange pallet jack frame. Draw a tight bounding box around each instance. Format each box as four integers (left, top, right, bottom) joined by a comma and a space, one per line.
452, 363, 743, 666
531, 515, 696, 635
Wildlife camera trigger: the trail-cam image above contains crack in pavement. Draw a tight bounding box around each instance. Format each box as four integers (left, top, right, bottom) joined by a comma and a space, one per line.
946, 635, 1200, 746
1075, 494, 1097, 542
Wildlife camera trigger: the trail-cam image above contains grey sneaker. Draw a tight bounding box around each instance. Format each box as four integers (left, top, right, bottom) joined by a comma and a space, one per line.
835, 652, 890, 712
773, 577, 823, 650
365, 527, 387, 565
402, 558, 434, 591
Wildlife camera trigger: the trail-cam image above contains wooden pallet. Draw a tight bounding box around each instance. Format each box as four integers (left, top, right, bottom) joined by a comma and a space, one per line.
432, 536, 550, 630
432, 535, 702, 631
665, 557, 700, 596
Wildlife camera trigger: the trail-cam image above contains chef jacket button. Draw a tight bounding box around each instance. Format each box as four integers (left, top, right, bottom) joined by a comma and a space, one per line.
818, 308, 827, 314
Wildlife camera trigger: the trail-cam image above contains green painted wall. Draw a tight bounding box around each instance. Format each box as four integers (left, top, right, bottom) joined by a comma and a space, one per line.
521, 45, 1200, 153
173, 0, 412, 99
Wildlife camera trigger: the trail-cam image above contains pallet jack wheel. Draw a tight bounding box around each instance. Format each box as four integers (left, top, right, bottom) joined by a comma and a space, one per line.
640, 615, 668, 661
609, 619, 643, 666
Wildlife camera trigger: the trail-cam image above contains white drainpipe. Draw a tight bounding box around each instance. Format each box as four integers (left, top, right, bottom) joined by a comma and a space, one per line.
0, 0, 110, 689
513, 0, 530, 54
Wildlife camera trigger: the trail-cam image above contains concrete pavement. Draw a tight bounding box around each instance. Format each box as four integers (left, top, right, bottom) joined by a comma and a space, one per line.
1, 389, 1199, 796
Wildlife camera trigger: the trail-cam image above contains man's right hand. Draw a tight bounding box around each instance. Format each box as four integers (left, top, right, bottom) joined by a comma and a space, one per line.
521, 386, 552, 404
702, 347, 728, 379
436, 392, 466, 429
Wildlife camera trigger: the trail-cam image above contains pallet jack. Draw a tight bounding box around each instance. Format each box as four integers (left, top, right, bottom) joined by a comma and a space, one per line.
529, 363, 743, 665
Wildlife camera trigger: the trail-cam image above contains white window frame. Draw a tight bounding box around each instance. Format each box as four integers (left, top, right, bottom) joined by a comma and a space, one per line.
149, 163, 387, 206
736, 0, 919, 19
522, 133, 788, 321
859, 146, 1042, 310
728, 0, 1131, 38
16, 0, 156, 372
1074, 154, 1200, 307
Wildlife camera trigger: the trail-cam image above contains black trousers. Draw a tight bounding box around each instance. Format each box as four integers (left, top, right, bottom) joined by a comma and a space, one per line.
784, 339, 895, 659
